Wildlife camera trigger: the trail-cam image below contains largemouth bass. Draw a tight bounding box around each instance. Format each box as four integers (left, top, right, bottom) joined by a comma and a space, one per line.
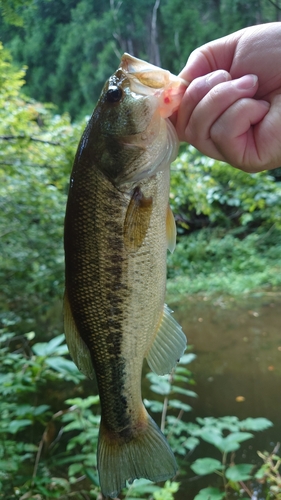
64, 54, 187, 499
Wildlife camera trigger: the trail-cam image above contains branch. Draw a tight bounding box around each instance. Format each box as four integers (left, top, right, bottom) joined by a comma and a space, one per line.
150, 0, 161, 66
0, 135, 60, 146
267, 0, 281, 10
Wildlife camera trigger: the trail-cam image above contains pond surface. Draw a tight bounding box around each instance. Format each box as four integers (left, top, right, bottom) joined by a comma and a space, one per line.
171, 293, 281, 499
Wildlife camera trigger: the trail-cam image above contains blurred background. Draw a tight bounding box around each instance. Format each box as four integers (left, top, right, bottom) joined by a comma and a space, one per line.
1, 1, 281, 499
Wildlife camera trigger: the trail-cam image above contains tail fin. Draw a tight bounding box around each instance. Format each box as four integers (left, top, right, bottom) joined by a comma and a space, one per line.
97, 411, 177, 499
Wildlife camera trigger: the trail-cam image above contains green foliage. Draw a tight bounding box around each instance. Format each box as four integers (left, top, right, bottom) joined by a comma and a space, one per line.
186, 415, 273, 498
0, 321, 277, 500
255, 447, 281, 499
194, 487, 225, 500
166, 146, 281, 298
0, 328, 88, 498
0, 323, 184, 499
170, 147, 281, 230
167, 229, 281, 298
123, 478, 180, 500
0, 0, 33, 26
0, 0, 279, 118
191, 458, 223, 476
0, 43, 83, 331
147, 366, 274, 500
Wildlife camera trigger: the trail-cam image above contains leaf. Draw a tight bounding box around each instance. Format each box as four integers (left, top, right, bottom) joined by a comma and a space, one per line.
32, 334, 65, 356
126, 478, 160, 496
147, 373, 171, 395
255, 465, 267, 480
45, 356, 81, 375
65, 396, 100, 408
178, 353, 197, 364
240, 417, 273, 431
191, 458, 223, 476
33, 404, 51, 415
200, 431, 253, 453
68, 462, 83, 477
194, 487, 225, 500
150, 381, 171, 395
8, 419, 32, 434
85, 468, 99, 486
184, 436, 200, 450
14, 404, 34, 416
225, 464, 253, 482
224, 432, 253, 445
143, 399, 164, 413
199, 430, 224, 450
171, 386, 197, 397
169, 399, 192, 412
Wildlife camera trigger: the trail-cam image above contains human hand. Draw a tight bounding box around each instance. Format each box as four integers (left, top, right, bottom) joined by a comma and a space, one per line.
175, 23, 281, 172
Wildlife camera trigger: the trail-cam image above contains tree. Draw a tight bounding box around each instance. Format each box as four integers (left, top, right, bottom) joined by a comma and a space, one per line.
0, 0, 279, 118
0, 43, 82, 333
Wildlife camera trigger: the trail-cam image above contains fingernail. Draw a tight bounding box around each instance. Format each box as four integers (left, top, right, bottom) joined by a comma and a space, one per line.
260, 100, 270, 110
234, 74, 258, 90
206, 70, 230, 87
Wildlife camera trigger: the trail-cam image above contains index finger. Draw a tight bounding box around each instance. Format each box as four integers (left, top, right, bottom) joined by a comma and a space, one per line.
178, 30, 243, 82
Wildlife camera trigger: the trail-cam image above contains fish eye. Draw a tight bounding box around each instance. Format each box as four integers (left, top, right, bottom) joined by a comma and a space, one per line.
106, 86, 123, 103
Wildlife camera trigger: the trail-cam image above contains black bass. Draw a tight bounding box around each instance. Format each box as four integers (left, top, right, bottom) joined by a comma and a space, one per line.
64, 54, 187, 498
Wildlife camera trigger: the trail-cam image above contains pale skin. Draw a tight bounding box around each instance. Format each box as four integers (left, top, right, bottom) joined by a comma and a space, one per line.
174, 23, 281, 173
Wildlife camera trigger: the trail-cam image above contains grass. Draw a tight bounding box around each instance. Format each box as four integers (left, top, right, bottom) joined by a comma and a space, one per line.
166, 228, 281, 303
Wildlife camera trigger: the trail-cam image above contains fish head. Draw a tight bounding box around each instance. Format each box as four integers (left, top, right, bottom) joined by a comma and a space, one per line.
90, 54, 188, 185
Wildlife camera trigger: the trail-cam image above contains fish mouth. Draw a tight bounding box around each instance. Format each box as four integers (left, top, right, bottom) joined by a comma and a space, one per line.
120, 53, 188, 91
120, 53, 188, 118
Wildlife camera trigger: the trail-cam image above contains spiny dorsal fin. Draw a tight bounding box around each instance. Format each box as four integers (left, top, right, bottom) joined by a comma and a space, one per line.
64, 292, 95, 380
166, 204, 176, 253
146, 304, 186, 375
124, 187, 153, 251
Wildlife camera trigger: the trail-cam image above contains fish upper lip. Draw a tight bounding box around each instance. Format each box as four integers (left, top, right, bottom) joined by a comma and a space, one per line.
120, 52, 188, 95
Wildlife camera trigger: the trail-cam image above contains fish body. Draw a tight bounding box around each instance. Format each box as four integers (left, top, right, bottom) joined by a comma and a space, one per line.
64, 54, 187, 498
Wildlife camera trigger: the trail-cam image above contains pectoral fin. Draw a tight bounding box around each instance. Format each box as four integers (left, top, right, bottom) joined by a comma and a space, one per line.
166, 204, 176, 253
146, 304, 186, 376
63, 292, 95, 380
124, 187, 153, 251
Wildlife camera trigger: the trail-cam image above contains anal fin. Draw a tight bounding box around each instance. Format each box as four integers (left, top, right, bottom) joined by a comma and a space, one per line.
63, 292, 95, 380
146, 304, 186, 375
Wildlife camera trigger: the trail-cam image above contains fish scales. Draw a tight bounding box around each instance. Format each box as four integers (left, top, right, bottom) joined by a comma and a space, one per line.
65, 165, 168, 429
64, 53, 188, 498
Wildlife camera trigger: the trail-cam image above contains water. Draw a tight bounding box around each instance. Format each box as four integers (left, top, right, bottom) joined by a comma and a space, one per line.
22, 292, 281, 498
171, 293, 281, 499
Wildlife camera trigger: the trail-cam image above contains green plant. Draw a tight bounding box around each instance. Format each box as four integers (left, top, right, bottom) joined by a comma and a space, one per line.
0, 327, 87, 498
144, 351, 199, 458
0, 324, 185, 499
189, 416, 273, 499
170, 147, 281, 232
0, 325, 278, 500
255, 444, 281, 499
145, 358, 274, 500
